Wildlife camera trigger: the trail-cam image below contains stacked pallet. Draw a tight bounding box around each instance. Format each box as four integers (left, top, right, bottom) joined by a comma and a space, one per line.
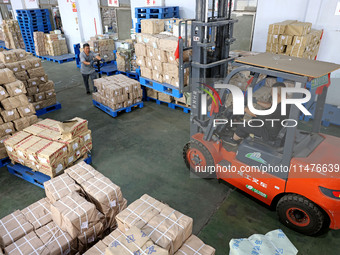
135, 32, 190, 88
45, 32, 68, 56
266, 20, 322, 59
0, 162, 128, 254
0, 49, 57, 111
16, 9, 52, 54
0, 66, 38, 160
87, 36, 116, 62
135, 6, 180, 33
1, 19, 25, 49
93, 74, 143, 110
4, 117, 92, 177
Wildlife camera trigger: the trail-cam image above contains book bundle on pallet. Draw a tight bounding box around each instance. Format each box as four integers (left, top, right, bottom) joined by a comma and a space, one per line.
266, 20, 322, 59
0, 20, 25, 50
0, 162, 216, 255
0, 49, 57, 111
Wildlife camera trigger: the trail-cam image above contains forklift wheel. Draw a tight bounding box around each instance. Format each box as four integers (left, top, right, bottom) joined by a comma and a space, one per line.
183, 140, 216, 178
276, 194, 324, 235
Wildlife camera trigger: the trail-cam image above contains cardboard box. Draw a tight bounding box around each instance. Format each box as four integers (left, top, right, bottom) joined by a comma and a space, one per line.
279, 34, 293, 45
153, 48, 168, 62
0, 122, 14, 137
174, 235, 215, 255
81, 175, 124, 215
44, 174, 81, 204
159, 36, 178, 52
83, 240, 107, 255
268, 20, 297, 34
0, 86, 9, 101
153, 71, 164, 84
3, 131, 31, 159
158, 93, 173, 103
0, 68, 16, 84
292, 34, 312, 48
267, 34, 279, 44
4, 231, 48, 255
39, 80, 54, 92
145, 57, 153, 69
14, 70, 29, 81
0, 210, 34, 248
116, 194, 167, 232
17, 104, 36, 117
27, 67, 45, 78
163, 63, 179, 77
35, 221, 77, 255
285, 21, 312, 36
13, 117, 31, 131
141, 19, 165, 34
77, 221, 104, 253
134, 43, 146, 56
105, 226, 168, 255
58, 117, 88, 140
21, 198, 52, 230
65, 161, 101, 185
4, 80, 26, 97
1, 94, 29, 110
50, 192, 102, 239
152, 59, 163, 73
141, 205, 193, 254
141, 67, 153, 80
0, 108, 19, 122
0, 51, 17, 63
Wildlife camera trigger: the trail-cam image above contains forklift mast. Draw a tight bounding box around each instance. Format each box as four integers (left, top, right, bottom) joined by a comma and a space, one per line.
178, 0, 237, 135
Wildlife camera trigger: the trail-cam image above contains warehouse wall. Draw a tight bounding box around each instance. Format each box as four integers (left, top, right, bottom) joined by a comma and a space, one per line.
252, 0, 340, 105
130, 0, 196, 27
57, 0, 103, 53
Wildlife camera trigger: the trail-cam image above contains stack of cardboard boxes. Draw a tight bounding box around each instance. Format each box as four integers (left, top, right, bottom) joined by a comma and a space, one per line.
4, 117, 92, 177
0, 49, 57, 111
0, 162, 128, 254
0, 163, 215, 254
0, 65, 38, 159
45, 32, 68, 56
266, 20, 322, 59
92, 74, 143, 111
88, 36, 116, 62
1, 19, 25, 50
33, 32, 47, 56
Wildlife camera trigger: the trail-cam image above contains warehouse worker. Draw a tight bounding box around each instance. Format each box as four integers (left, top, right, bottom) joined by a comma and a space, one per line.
80, 43, 101, 94
223, 82, 289, 146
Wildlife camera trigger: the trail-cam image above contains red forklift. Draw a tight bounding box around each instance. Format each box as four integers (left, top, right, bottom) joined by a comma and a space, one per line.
178, 0, 340, 235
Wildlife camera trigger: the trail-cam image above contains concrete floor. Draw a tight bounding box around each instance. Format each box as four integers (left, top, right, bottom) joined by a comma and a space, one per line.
0, 60, 339, 254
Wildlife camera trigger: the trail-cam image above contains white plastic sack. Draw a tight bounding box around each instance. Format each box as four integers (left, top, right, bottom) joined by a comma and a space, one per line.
229, 229, 298, 255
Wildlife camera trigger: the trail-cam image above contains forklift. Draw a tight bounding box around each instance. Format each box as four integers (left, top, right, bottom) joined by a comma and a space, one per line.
178, 0, 340, 235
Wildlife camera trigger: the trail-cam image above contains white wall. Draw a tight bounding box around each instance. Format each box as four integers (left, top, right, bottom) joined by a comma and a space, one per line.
130, 0, 196, 28
24, 0, 40, 9
10, 0, 25, 19
57, 0, 103, 53
252, 0, 340, 105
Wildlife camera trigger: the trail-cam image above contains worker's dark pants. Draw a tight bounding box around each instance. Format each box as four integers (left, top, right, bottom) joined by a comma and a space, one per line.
82, 72, 98, 92
235, 125, 267, 139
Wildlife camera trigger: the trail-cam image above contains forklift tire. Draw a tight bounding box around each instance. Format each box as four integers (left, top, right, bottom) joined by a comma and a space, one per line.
183, 140, 216, 178
276, 194, 324, 236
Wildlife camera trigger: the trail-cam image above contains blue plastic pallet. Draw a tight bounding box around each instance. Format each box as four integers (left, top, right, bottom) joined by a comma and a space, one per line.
16, 9, 49, 15
0, 157, 11, 168
36, 102, 62, 116
146, 97, 190, 113
139, 77, 183, 98
36, 54, 75, 64
136, 11, 179, 20
7, 155, 92, 189
93, 100, 144, 118
135, 6, 179, 14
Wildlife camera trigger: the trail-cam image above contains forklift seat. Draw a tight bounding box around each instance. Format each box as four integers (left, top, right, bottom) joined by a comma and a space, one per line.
249, 127, 287, 151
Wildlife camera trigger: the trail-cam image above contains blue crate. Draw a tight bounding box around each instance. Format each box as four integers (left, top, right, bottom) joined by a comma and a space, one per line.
0, 157, 11, 168
36, 54, 76, 64
35, 102, 62, 116
7, 154, 92, 189
146, 97, 190, 113
139, 77, 183, 98
93, 100, 144, 118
